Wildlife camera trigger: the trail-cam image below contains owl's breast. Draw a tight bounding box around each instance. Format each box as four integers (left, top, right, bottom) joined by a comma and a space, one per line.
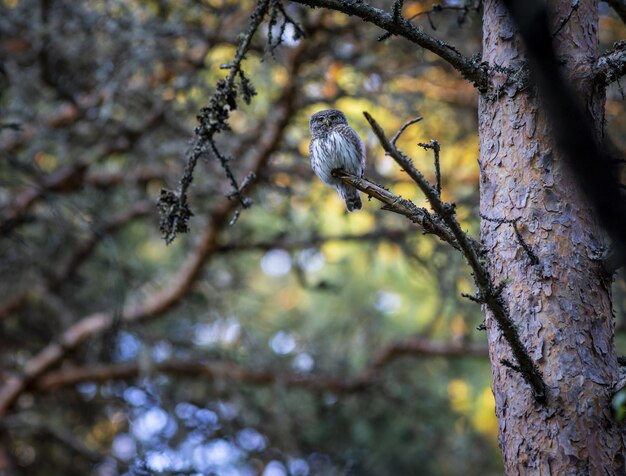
310, 131, 362, 186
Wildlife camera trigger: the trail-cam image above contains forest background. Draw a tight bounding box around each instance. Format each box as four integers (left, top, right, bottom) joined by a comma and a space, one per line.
0, 0, 625, 475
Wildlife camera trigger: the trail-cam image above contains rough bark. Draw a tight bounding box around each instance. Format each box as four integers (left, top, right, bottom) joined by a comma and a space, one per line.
479, 1, 626, 473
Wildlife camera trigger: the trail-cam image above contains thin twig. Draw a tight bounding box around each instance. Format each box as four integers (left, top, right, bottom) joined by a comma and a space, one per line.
392, 0, 404, 22
552, 0, 579, 38
407, 0, 482, 27
391, 116, 423, 145
418, 140, 441, 195
461, 292, 484, 304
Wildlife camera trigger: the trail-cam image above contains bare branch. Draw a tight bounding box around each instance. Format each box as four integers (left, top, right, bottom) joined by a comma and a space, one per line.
289, 0, 488, 89
552, 0, 579, 37
34, 338, 488, 394
391, 116, 423, 146
418, 140, 441, 195
216, 228, 411, 253
363, 111, 547, 403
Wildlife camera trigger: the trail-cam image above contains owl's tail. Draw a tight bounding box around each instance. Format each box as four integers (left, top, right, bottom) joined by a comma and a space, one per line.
339, 185, 362, 212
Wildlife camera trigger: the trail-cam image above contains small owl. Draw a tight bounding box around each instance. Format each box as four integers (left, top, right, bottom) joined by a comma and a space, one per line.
309, 109, 366, 212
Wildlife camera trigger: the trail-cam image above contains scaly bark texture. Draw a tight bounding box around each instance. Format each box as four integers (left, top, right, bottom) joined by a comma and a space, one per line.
479, 1, 626, 473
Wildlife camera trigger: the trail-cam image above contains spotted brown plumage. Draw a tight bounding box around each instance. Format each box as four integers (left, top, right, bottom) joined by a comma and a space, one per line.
309, 109, 366, 212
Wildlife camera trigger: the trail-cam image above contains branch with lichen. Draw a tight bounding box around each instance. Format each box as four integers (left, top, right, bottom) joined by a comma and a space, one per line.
333, 111, 547, 403
594, 40, 626, 89
330, 170, 465, 251
0, 40, 311, 418
158, 0, 304, 244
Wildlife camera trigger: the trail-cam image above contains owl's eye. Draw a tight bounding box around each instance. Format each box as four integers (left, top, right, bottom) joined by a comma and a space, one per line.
316, 117, 324, 122
329, 115, 337, 120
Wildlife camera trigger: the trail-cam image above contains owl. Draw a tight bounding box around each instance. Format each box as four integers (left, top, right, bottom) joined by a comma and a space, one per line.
309, 109, 366, 212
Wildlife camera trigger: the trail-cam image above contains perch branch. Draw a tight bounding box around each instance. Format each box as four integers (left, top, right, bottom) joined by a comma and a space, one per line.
362, 111, 547, 403
330, 170, 463, 251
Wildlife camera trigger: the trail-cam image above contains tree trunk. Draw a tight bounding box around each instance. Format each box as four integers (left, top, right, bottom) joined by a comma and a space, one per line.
479, 0, 626, 473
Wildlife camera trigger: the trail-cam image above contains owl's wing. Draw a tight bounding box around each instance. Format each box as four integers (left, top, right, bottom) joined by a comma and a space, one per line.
336, 124, 366, 175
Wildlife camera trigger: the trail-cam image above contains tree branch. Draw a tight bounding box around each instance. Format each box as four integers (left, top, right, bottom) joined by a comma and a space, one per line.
480, 214, 539, 266
215, 228, 411, 253
158, 0, 273, 243
0, 201, 152, 321
34, 338, 488, 394
418, 140, 442, 195
330, 170, 463, 251
362, 111, 547, 403
0, 40, 311, 417
289, 0, 488, 89
594, 40, 626, 89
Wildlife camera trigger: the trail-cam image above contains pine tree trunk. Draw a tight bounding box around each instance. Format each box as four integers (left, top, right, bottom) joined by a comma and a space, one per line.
479, 0, 626, 473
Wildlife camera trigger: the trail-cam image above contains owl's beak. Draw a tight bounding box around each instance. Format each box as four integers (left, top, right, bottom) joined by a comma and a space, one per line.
325, 120, 330, 127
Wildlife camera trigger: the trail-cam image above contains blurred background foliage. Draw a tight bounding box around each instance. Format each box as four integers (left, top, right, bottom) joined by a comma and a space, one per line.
0, 0, 624, 475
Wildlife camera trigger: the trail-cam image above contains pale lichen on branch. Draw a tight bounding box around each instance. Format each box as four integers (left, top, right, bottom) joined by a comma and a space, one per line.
158, 0, 303, 244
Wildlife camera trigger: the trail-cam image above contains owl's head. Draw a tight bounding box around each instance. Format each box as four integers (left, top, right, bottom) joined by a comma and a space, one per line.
309, 109, 348, 137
